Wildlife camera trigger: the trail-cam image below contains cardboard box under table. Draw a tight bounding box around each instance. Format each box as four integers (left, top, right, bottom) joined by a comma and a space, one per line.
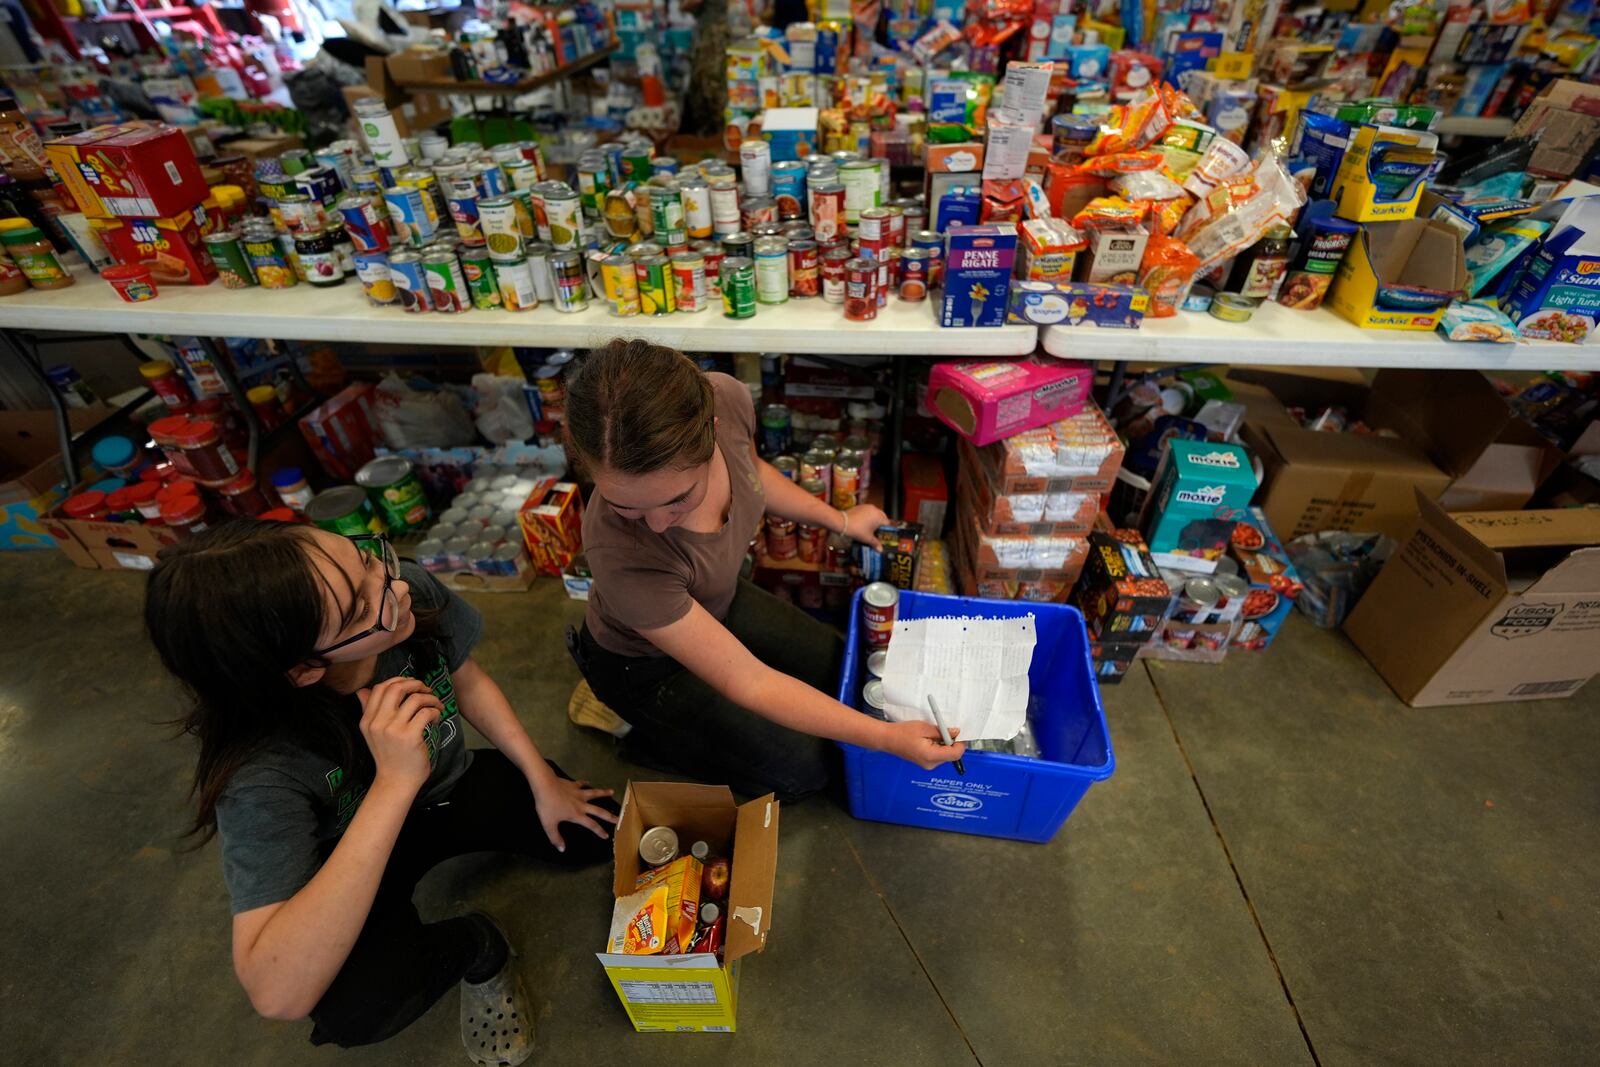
1346, 491, 1600, 707
835, 588, 1114, 842
598, 782, 778, 1033
0, 409, 106, 551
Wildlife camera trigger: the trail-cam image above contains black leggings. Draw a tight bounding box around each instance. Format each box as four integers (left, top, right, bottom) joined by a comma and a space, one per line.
307, 750, 616, 1048
572, 579, 844, 802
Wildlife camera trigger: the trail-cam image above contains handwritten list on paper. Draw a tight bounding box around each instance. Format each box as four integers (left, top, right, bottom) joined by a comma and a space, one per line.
879, 615, 1036, 741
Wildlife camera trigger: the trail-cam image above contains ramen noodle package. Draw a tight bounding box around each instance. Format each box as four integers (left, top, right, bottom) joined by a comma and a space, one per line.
1138, 233, 1202, 316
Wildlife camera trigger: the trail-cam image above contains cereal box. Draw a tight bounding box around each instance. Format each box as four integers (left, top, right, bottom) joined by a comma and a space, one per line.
46, 123, 209, 219
939, 224, 1018, 327
91, 205, 218, 285
1504, 197, 1600, 344
927, 356, 1093, 446
1140, 439, 1258, 572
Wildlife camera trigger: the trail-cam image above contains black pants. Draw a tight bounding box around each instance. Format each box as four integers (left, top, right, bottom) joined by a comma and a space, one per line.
307, 749, 616, 1048
572, 579, 843, 802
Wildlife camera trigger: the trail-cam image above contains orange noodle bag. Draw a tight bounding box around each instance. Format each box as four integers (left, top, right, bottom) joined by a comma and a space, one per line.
1138, 233, 1202, 316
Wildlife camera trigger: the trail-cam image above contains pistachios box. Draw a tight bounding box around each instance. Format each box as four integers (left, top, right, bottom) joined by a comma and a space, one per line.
939, 223, 1018, 327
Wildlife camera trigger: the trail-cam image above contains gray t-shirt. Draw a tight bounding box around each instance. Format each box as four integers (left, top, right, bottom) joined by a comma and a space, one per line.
215, 563, 482, 914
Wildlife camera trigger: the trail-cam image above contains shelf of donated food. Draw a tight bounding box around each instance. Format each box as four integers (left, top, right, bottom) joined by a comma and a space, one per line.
1040, 301, 1600, 371
0, 265, 1039, 356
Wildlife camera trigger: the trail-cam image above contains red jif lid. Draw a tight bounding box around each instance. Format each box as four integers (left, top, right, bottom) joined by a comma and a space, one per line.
106, 486, 140, 511
62, 491, 108, 518
148, 415, 191, 442
173, 419, 221, 448
138, 465, 166, 484
259, 507, 298, 523
156, 481, 200, 507
160, 494, 206, 524
126, 481, 160, 505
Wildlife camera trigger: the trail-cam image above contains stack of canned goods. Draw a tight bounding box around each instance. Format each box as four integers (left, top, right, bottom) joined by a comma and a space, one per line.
413, 467, 546, 580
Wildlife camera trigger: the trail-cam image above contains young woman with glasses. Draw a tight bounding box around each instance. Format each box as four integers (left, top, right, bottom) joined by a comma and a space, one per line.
146, 520, 617, 1066
564, 339, 965, 802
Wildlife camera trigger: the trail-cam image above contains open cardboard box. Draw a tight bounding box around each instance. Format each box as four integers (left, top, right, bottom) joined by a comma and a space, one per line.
0, 409, 106, 551
1230, 368, 1511, 540
1509, 78, 1600, 178
1346, 491, 1600, 707
1325, 215, 1468, 331
597, 782, 778, 1033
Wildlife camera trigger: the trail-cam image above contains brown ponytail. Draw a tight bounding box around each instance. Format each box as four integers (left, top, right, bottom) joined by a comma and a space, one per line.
565, 338, 716, 476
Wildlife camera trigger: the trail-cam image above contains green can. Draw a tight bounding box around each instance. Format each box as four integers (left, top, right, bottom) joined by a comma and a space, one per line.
622, 145, 653, 182
355, 455, 431, 534
649, 186, 686, 247
304, 485, 386, 536
637, 254, 676, 315
203, 229, 257, 289
721, 255, 756, 319
459, 249, 502, 310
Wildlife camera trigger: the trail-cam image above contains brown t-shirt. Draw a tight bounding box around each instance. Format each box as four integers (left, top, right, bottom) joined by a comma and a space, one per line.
583, 372, 767, 657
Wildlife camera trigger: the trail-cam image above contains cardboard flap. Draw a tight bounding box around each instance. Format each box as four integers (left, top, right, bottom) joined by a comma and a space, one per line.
725, 794, 779, 964
1418, 491, 1509, 583
1450, 507, 1600, 551
1365, 370, 1510, 477
1524, 547, 1600, 594
1263, 424, 1439, 472
1366, 219, 1427, 283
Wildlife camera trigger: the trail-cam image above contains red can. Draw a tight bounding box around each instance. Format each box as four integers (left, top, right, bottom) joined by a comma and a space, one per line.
765, 517, 798, 559
788, 239, 820, 298
844, 257, 877, 321
885, 205, 906, 249
796, 522, 826, 562
858, 208, 891, 244
809, 182, 845, 242
741, 197, 777, 231
821, 247, 850, 304
693, 240, 723, 294
861, 581, 899, 647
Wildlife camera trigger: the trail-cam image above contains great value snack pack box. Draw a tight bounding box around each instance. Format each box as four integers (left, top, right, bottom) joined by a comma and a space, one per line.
939, 224, 1018, 327
1006, 280, 1148, 327
46, 123, 208, 219
1140, 439, 1259, 572
92, 206, 218, 285
597, 782, 778, 1033
1225, 506, 1303, 652
1504, 197, 1600, 344
927, 356, 1093, 446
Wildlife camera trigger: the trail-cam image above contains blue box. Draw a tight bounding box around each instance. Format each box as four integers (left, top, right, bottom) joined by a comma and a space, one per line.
835, 588, 1115, 843
1141, 439, 1258, 572
940, 224, 1018, 327
1227, 506, 1303, 652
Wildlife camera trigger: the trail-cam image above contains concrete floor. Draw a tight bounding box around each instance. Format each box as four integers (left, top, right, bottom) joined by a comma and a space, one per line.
3, 551, 1598, 1067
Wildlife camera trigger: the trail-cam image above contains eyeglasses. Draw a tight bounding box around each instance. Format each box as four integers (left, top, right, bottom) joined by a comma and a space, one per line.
313, 535, 402, 657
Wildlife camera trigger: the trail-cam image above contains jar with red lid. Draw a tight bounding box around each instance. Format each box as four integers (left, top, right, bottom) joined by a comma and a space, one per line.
62, 491, 109, 521
217, 469, 273, 516
156, 481, 201, 513
149, 415, 198, 477
127, 481, 163, 521
159, 494, 209, 538
139, 360, 194, 410
192, 396, 247, 450
105, 486, 142, 521
259, 507, 300, 523
174, 419, 240, 485
246, 385, 285, 431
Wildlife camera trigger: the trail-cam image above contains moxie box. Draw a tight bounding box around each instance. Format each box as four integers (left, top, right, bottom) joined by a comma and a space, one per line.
1141, 439, 1258, 572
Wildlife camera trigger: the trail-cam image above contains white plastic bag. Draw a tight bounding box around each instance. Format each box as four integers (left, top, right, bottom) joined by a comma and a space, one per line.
373, 374, 477, 449
472, 373, 537, 444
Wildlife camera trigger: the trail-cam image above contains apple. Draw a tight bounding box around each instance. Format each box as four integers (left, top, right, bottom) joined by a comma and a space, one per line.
702, 857, 730, 901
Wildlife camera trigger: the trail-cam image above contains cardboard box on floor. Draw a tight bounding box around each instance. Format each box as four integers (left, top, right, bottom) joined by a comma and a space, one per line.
1231, 368, 1512, 540
1346, 491, 1600, 706
597, 782, 778, 1033
0, 409, 107, 550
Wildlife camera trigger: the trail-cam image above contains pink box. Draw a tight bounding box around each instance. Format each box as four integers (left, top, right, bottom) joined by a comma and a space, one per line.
927, 357, 1093, 446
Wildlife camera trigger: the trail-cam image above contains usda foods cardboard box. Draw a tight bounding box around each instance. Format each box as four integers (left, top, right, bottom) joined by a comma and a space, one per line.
597, 782, 778, 1033
1346, 491, 1600, 707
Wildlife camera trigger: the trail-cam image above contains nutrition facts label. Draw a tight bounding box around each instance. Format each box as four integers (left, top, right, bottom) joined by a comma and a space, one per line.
618, 980, 718, 1005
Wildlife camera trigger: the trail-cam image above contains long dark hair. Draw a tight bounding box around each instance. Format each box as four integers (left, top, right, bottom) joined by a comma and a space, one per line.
146, 519, 425, 845
565, 338, 715, 477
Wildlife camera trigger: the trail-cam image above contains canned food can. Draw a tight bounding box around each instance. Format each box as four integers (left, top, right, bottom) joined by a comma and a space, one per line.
444, 535, 474, 571
544, 189, 582, 250
772, 161, 807, 220
625, 241, 665, 261
478, 196, 523, 260
739, 140, 772, 197
636, 255, 676, 315
862, 678, 887, 718
839, 160, 881, 224
866, 649, 888, 678
693, 239, 724, 295
421, 250, 470, 313
752, 221, 785, 239
385, 185, 437, 247
760, 403, 791, 455
305, 485, 385, 536
525, 242, 556, 302
622, 144, 654, 183
796, 522, 826, 563
765, 517, 797, 559
493, 542, 530, 578
600, 254, 641, 316
576, 154, 611, 219
652, 155, 680, 176
356, 455, 431, 533
473, 161, 508, 198
459, 250, 502, 310
772, 454, 799, 480
858, 207, 891, 244
709, 181, 742, 237
885, 204, 906, 248
503, 158, 539, 194
801, 448, 833, 497
387, 250, 432, 311
203, 231, 256, 289
898, 248, 931, 302
337, 192, 391, 254
680, 179, 713, 239
900, 203, 927, 242
720, 232, 754, 262
720, 256, 757, 318
753, 238, 789, 304
912, 230, 944, 287
444, 177, 483, 245
788, 239, 819, 298
649, 186, 686, 248
494, 255, 539, 311
639, 825, 679, 866
832, 454, 861, 508
862, 581, 899, 647
741, 197, 777, 231
821, 247, 851, 303
351, 166, 382, 194
354, 251, 399, 306
799, 476, 828, 502
466, 542, 498, 576
551, 251, 589, 312
845, 257, 877, 320
276, 194, 323, 235
241, 230, 296, 289
670, 252, 707, 313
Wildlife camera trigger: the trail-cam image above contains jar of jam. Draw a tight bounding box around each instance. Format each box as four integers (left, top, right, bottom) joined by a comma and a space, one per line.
0, 218, 72, 289
105, 485, 143, 521
173, 419, 240, 485
216, 469, 273, 516
61, 491, 109, 521
127, 481, 163, 521
139, 360, 195, 410
149, 415, 197, 477
0, 253, 26, 295
246, 384, 284, 431
294, 227, 345, 287
159, 493, 209, 538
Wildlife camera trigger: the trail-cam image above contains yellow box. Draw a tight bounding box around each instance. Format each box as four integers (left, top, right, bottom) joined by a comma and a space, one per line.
1330, 124, 1439, 223
1212, 51, 1254, 79
1326, 217, 1468, 331
596, 782, 779, 1033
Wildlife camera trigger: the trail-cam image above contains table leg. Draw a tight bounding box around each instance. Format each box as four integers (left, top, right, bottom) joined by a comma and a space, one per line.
199, 337, 263, 472
1103, 360, 1127, 412
885, 358, 908, 519
2, 329, 79, 486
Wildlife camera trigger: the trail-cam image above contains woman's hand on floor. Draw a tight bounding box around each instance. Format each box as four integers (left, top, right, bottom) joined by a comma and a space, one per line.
531, 774, 618, 853
881, 719, 966, 770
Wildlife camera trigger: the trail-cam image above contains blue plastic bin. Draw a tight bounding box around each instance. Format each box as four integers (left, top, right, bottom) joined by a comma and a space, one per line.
836, 589, 1115, 843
